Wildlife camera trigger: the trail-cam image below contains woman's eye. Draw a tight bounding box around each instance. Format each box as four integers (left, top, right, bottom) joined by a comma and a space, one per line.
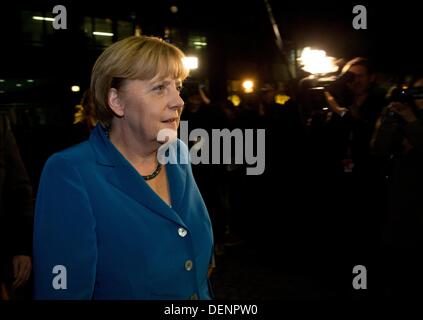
153, 85, 165, 92
176, 85, 183, 92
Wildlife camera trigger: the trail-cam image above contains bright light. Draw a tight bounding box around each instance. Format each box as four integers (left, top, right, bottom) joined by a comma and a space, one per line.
242, 80, 254, 93
71, 86, 80, 92
228, 95, 241, 107
275, 94, 290, 105
182, 57, 198, 70
93, 31, 114, 37
33, 16, 55, 22
27, 79, 34, 83
0, 79, 5, 82
16, 83, 22, 87
170, 6, 178, 13
298, 47, 339, 75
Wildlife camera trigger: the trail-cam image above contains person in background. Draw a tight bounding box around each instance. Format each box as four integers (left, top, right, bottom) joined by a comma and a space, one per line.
71, 89, 97, 144
320, 57, 387, 297
371, 75, 423, 297
0, 113, 33, 300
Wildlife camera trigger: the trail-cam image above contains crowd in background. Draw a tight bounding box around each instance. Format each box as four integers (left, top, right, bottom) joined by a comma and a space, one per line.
1, 56, 423, 299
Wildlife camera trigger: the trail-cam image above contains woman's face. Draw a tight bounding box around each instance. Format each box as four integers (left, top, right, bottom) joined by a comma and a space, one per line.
117, 76, 184, 143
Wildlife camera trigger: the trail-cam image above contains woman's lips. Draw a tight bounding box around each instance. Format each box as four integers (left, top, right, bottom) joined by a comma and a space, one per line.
162, 118, 178, 129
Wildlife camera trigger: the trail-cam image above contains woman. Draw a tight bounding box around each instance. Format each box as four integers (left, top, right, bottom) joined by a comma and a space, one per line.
33, 36, 214, 299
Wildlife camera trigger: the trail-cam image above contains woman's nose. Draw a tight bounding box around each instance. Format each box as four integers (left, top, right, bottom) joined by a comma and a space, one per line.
170, 89, 184, 109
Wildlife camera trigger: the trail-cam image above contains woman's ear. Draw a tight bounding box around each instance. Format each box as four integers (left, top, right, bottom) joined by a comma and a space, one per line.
108, 88, 125, 117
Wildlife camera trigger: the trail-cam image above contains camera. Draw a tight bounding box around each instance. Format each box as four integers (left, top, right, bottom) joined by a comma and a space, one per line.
299, 71, 355, 112
387, 86, 423, 105
381, 86, 423, 125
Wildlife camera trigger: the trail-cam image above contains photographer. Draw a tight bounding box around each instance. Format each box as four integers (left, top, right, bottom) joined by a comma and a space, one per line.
371, 76, 423, 297
318, 58, 387, 185
372, 79, 423, 158
319, 58, 387, 293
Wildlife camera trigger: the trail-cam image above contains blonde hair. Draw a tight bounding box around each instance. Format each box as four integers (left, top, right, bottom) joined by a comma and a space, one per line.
90, 36, 189, 126
73, 89, 97, 129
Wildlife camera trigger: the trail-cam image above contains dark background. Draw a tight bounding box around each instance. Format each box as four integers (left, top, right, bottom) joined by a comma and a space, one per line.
0, 0, 418, 189
1, 0, 422, 300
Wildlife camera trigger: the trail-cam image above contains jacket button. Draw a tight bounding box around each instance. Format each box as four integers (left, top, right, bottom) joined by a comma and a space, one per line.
190, 293, 198, 300
185, 260, 193, 271
178, 227, 187, 237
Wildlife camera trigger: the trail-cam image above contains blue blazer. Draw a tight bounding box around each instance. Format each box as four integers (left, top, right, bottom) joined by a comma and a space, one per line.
33, 124, 214, 300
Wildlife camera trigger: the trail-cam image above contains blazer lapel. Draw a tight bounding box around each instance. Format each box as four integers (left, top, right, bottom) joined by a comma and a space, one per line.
164, 141, 187, 213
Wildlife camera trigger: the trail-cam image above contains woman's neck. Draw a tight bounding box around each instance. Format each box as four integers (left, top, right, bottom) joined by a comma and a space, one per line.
109, 124, 159, 168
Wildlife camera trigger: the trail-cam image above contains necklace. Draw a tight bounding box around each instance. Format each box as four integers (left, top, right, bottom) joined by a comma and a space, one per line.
105, 127, 162, 181
142, 162, 162, 181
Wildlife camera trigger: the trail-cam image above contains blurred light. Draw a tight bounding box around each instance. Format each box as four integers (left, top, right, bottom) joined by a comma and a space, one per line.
298, 47, 338, 75
182, 57, 198, 70
242, 80, 254, 93
71, 86, 80, 92
170, 6, 178, 13
0, 90, 5, 94
228, 95, 241, 107
275, 94, 290, 105
33, 16, 55, 22
317, 75, 337, 83
93, 31, 114, 37
16, 83, 22, 87
0, 79, 5, 82
27, 79, 34, 83
135, 25, 142, 37
322, 107, 329, 111
193, 41, 207, 47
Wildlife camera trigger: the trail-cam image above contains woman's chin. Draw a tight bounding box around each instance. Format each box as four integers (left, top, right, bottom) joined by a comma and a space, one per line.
156, 127, 178, 144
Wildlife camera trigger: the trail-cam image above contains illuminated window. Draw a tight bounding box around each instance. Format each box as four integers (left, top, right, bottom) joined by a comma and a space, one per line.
188, 33, 207, 50
22, 11, 44, 44
83, 17, 93, 38
82, 18, 133, 46
117, 21, 133, 40
93, 18, 113, 47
